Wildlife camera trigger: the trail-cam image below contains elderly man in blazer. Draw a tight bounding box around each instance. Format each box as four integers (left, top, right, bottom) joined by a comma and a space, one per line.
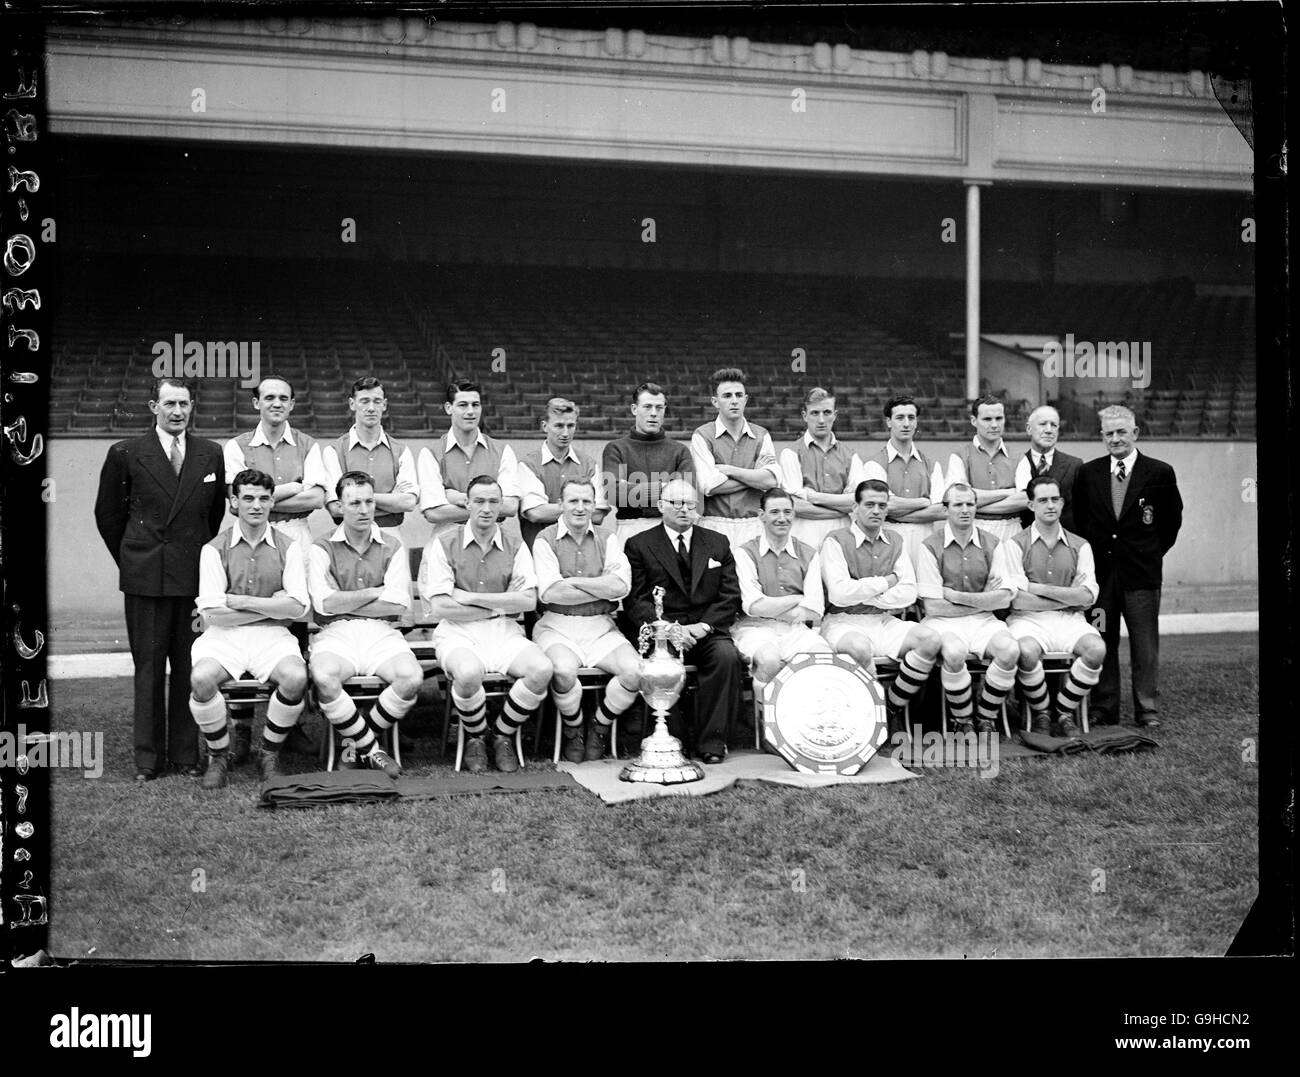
1015, 405, 1083, 532
95, 378, 228, 780
1073, 405, 1183, 729
623, 478, 743, 763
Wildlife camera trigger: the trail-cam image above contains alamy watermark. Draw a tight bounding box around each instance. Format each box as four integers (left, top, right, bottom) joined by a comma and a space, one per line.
151, 333, 261, 388
889, 726, 1000, 779
1, 725, 104, 778
1042, 334, 1151, 390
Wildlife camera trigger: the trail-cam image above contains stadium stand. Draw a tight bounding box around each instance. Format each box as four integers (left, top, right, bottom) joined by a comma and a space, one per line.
50, 257, 1253, 440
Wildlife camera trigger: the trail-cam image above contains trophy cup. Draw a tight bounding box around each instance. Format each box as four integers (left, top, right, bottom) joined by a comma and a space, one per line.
619, 586, 705, 784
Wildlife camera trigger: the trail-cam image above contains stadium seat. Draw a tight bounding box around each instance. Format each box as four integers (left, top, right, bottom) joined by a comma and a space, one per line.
541, 667, 621, 762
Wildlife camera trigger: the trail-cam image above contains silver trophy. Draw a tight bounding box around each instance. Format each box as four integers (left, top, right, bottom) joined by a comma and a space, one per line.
619, 586, 705, 784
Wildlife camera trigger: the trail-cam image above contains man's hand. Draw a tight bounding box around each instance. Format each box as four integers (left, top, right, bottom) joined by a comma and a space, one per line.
445, 489, 468, 508
885, 573, 899, 589
679, 622, 711, 651
226, 594, 248, 611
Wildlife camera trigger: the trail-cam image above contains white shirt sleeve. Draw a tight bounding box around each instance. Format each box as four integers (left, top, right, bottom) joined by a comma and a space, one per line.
300, 441, 328, 495
820, 537, 888, 606
803, 551, 824, 619
845, 453, 867, 493
734, 546, 764, 616
1073, 539, 1099, 605
322, 445, 342, 504
877, 544, 918, 610
915, 540, 944, 601
929, 459, 947, 505
995, 539, 1026, 596
418, 537, 454, 601
860, 457, 888, 484
307, 543, 337, 615
517, 458, 548, 515
532, 535, 563, 600
196, 544, 228, 611
281, 540, 310, 615
983, 539, 1010, 595
417, 447, 448, 512
779, 447, 804, 492
379, 539, 412, 611
393, 447, 419, 500
1012, 454, 1032, 494
690, 431, 727, 495
603, 532, 631, 597
222, 438, 244, 488
511, 540, 537, 592
498, 444, 521, 499
756, 433, 782, 485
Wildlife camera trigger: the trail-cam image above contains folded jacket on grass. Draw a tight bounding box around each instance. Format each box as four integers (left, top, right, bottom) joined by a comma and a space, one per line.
1016, 727, 1160, 756
258, 768, 580, 808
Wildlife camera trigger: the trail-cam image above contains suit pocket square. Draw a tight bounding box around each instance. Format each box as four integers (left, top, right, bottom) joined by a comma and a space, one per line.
202, 473, 216, 482
707, 557, 722, 569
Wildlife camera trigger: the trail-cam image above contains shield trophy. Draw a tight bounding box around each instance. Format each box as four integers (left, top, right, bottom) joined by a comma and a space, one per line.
619, 586, 705, 784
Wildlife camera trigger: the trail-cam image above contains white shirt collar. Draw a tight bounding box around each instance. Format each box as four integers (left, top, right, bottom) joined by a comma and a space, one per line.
348, 425, 391, 450
1030, 523, 1072, 549
973, 436, 1009, 458
1110, 449, 1139, 474
664, 524, 693, 548
850, 522, 889, 547
885, 441, 919, 463
462, 521, 505, 551
155, 427, 184, 452
229, 522, 277, 549
445, 429, 489, 453
757, 531, 795, 558
714, 416, 756, 440
555, 517, 593, 542
1030, 447, 1054, 466
802, 430, 838, 449
249, 422, 296, 449
943, 523, 981, 548
329, 522, 388, 546
541, 442, 581, 466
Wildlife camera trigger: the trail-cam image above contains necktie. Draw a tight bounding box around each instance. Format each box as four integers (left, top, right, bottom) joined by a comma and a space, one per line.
169, 436, 183, 476
676, 535, 690, 581
1116, 460, 1127, 482
1035, 453, 1048, 476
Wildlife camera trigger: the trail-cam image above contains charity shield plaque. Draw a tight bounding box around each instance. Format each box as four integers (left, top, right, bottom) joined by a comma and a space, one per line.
761, 652, 888, 775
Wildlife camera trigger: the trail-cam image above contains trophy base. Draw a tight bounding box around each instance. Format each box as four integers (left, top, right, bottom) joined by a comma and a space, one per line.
618, 732, 705, 785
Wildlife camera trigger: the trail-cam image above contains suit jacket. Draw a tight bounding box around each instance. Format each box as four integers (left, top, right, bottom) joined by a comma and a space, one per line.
624, 524, 741, 632
94, 431, 228, 597
1018, 448, 1082, 532
1073, 452, 1183, 590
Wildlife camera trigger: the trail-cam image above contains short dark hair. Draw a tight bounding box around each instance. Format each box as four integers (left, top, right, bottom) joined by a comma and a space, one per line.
465, 473, 502, 499
230, 468, 275, 496
336, 470, 375, 501
1026, 474, 1062, 501
855, 479, 891, 502
711, 367, 747, 394
633, 381, 666, 404
760, 488, 795, 510
970, 393, 1004, 416
447, 379, 482, 404
151, 376, 192, 403
350, 376, 386, 398
559, 477, 596, 500
254, 375, 295, 398
883, 394, 917, 420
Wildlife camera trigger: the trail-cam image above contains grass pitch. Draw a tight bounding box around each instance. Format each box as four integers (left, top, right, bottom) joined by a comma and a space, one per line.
48, 633, 1258, 961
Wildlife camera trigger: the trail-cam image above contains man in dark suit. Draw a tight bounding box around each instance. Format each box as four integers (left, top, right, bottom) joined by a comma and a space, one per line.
95, 377, 228, 780
1073, 405, 1183, 729
1015, 405, 1083, 532
623, 479, 743, 763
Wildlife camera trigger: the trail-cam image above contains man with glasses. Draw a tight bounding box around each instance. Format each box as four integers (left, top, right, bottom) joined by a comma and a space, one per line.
624, 479, 742, 764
